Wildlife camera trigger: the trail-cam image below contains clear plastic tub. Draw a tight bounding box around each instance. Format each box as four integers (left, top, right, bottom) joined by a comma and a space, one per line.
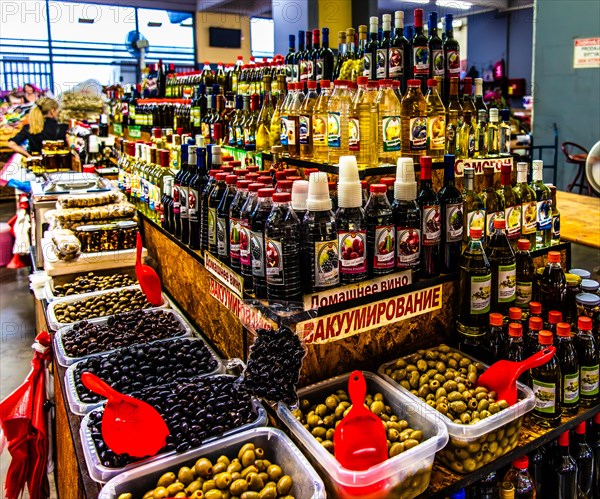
80, 377, 268, 483
277, 371, 448, 499
98, 427, 326, 499
46, 284, 170, 330
64, 336, 223, 415
44, 267, 138, 302
53, 308, 191, 367
377, 347, 536, 474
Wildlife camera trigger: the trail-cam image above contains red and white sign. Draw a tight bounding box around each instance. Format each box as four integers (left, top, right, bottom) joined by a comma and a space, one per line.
574, 38, 600, 69
204, 251, 244, 297
454, 157, 513, 177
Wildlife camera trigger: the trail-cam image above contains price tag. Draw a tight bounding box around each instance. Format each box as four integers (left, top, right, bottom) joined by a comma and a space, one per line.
128, 126, 142, 139
112, 123, 123, 136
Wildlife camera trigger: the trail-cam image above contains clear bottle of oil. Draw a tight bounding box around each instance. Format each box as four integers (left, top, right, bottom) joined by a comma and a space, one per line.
351, 78, 378, 168
299, 80, 319, 160
487, 108, 500, 157
425, 78, 446, 160
474, 109, 488, 158
312, 80, 331, 163
327, 80, 351, 165
374, 79, 402, 166
400, 79, 427, 163
287, 82, 305, 158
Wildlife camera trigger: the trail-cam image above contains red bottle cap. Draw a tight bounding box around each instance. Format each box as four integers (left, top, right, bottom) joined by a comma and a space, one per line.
246, 166, 260, 172
275, 171, 288, 180
245, 173, 260, 180
557, 322, 572, 337
231, 160, 243, 167
287, 176, 302, 182
258, 175, 273, 185
367, 81, 380, 89
284, 168, 297, 176
222, 165, 235, 173
233, 169, 247, 177
420, 156, 432, 180
392, 81, 401, 88
517, 239, 530, 251
512, 455, 528, 469
493, 218, 506, 229
304, 168, 319, 177
529, 302, 542, 315
236, 180, 251, 188
548, 310, 563, 324
222, 155, 235, 162
427, 79, 438, 87
508, 323, 522, 337
501, 164, 512, 175
529, 316, 543, 331
370, 184, 387, 193
470, 227, 483, 239
575, 421, 586, 435
307, 80, 318, 89
328, 181, 337, 191
408, 79, 421, 87
558, 430, 569, 446
216, 172, 228, 181
379, 79, 393, 86
248, 182, 263, 192
508, 307, 522, 320
414, 8, 423, 27
548, 251, 561, 263
357, 76, 368, 85
538, 330, 553, 345
594, 413, 600, 424
225, 174, 237, 185
273, 192, 291, 202
381, 177, 395, 187
578, 316, 592, 331
277, 180, 293, 190
489, 313, 503, 327
320, 80, 331, 88
258, 188, 275, 198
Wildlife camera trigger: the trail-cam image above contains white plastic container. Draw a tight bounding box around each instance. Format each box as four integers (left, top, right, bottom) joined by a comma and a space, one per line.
64, 336, 223, 415
53, 308, 191, 367
378, 346, 536, 473
277, 371, 448, 499
98, 427, 326, 499
45, 267, 137, 302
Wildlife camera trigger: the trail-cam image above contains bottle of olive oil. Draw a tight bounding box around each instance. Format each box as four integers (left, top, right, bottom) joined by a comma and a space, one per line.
458, 110, 475, 159
483, 166, 505, 247
514, 162, 537, 249
556, 322, 579, 415
425, 78, 446, 159
488, 218, 516, 315
574, 316, 599, 407
531, 330, 562, 427
531, 160, 552, 249
474, 109, 488, 158
515, 239, 534, 310
499, 164, 521, 250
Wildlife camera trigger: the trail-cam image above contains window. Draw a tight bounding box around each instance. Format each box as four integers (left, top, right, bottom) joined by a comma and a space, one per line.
250, 17, 274, 59
137, 8, 194, 65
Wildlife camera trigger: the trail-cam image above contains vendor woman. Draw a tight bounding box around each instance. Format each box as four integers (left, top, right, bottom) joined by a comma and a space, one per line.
8, 97, 67, 158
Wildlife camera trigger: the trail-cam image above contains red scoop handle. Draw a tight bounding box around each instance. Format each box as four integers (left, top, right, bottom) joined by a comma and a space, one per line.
136, 232, 143, 267
514, 346, 556, 378
81, 372, 121, 400
348, 371, 368, 413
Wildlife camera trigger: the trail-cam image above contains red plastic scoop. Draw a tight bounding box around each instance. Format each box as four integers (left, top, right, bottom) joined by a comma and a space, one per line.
334, 371, 388, 471
135, 232, 163, 306
81, 372, 169, 458
477, 346, 556, 406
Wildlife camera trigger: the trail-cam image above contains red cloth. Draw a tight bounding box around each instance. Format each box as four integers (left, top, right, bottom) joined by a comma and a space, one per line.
0, 331, 51, 499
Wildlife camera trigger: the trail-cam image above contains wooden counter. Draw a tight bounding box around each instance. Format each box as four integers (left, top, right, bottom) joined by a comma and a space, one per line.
556, 190, 600, 248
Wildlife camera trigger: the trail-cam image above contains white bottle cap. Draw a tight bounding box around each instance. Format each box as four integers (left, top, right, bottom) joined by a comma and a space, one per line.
532, 159, 543, 170
395, 11, 404, 21
338, 156, 362, 208
517, 162, 528, 173
306, 172, 332, 211
489, 108, 499, 122
370, 16, 379, 31
291, 180, 309, 211
394, 157, 417, 201
211, 145, 222, 166
382, 14, 391, 31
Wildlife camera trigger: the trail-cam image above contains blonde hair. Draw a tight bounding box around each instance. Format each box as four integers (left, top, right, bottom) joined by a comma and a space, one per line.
29, 97, 59, 134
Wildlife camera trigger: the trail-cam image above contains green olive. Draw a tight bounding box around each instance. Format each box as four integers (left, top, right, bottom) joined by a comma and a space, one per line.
227, 459, 242, 474
157, 472, 176, 488
213, 462, 227, 475
315, 404, 328, 417
370, 400, 385, 415
247, 472, 264, 491
241, 492, 260, 499
167, 483, 185, 495
178, 466, 195, 486
241, 450, 256, 468
448, 391, 463, 402
404, 439, 420, 450
118, 494, 133, 499
230, 479, 248, 496
449, 400, 467, 414
389, 441, 405, 457
238, 443, 255, 459
258, 485, 277, 499
277, 476, 293, 496
204, 490, 222, 499
189, 491, 204, 499
153, 487, 169, 499
195, 458, 214, 478
202, 480, 217, 493
217, 455, 231, 467
214, 472, 232, 489
311, 426, 327, 439
186, 480, 203, 494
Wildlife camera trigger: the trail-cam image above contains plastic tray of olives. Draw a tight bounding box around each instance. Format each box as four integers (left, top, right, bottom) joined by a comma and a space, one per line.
45, 268, 138, 302
53, 308, 192, 368
80, 375, 268, 484
377, 345, 536, 473
46, 285, 170, 330
64, 336, 224, 415
277, 371, 448, 499
98, 427, 326, 499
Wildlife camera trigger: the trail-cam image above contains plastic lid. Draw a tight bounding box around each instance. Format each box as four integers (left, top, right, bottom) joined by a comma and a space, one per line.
558, 430, 569, 447
529, 302, 542, 315
338, 156, 362, 208
287, 176, 302, 182
548, 251, 561, 263
427, 79, 438, 87
517, 162, 528, 173
222, 165, 235, 173
258, 175, 273, 184
489, 108, 499, 121
489, 313, 503, 326
532, 159, 543, 171
578, 316, 593, 331
548, 310, 562, 324
539, 330, 553, 345
529, 316, 543, 331
306, 172, 332, 211
284, 168, 297, 175
517, 239, 530, 251
216, 172, 228, 181
494, 218, 506, 229
581, 279, 600, 292
275, 171, 288, 180
379, 79, 393, 86
470, 227, 483, 238
248, 182, 263, 192
392, 81, 401, 88
258, 188, 275, 198
576, 292, 600, 306
277, 180, 293, 190
291, 179, 309, 211
307, 80, 317, 89
304, 168, 319, 177
225, 174, 237, 185
381, 177, 395, 187
557, 322, 572, 337
367, 81, 380, 89
508, 323, 522, 337
408, 79, 421, 87
395, 158, 417, 201
569, 268, 591, 279
236, 179, 251, 188
370, 184, 387, 193
246, 173, 260, 180
512, 455, 528, 469
508, 307, 522, 320
357, 76, 368, 85
320, 80, 330, 88
273, 192, 291, 202
575, 421, 586, 435
328, 181, 337, 191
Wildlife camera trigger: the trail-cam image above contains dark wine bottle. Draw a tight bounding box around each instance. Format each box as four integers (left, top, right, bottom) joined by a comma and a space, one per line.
389, 11, 409, 93
285, 34, 296, 82
318, 28, 335, 82
428, 12, 444, 84
531, 330, 562, 427
573, 421, 594, 499
364, 17, 379, 80
411, 8, 429, 91
574, 316, 599, 407
443, 14, 460, 102
417, 156, 440, 278
550, 431, 577, 498
439, 154, 463, 273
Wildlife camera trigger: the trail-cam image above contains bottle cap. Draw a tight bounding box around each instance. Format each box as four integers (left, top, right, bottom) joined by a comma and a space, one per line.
508, 323, 522, 337
538, 330, 553, 345
356, 76, 368, 86
381, 177, 395, 187
306, 172, 332, 211
508, 307, 522, 320
548, 310, 562, 324
575, 421, 586, 435
420, 156, 432, 180
216, 172, 228, 181
370, 184, 387, 193
493, 218, 506, 229
565, 273, 582, 288
258, 188, 275, 198
576, 292, 600, 307
395, 158, 417, 201
427, 79, 438, 87
556, 322, 571, 337
578, 316, 592, 331
392, 81, 401, 88
529, 301, 542, 315
245, 173, 259, 180
307, 80, 318, 89
516, 162, 528, 173
517, 239, 530, 251
500, 108, 510, 121
319, 80, 331, 89
408, 79, 421, 87
568, 268, 591, 279
558, 430, 569, 446
532, 159, 543, 171
291, 179, 309, 211
489, 108, 499, 122
470, 227, 483, 239
547, 251, 560, 263
258, 175, 273, 185
489, 313, 503, 326
277, 179, 293, 191
581, 278, 600, 292
236, 179, 251, 189
287, 176, 302, 182
595, 413, 600, 424
304, 168, 319, 178
248, 182, 263, 192
395, 10, 404, 22
512, 455, 528, 469
225, 174, 237, 185
368, 81, 380, 88
275, 171, 288, 180
328, 181, 337, 192
273, 192, 291, 203
529, 316, 543, 331
338, 156, 362, 208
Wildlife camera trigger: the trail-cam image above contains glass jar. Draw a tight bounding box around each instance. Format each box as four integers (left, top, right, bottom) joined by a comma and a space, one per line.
565, 273, 582, 326
119, 221, 138, 249
576, 292, 600, 341
581, 279, 600, 296
569, 268, 591, 280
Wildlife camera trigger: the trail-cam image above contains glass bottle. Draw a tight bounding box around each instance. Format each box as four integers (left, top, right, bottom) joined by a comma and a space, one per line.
377, 14, 392, 79
504, 323, 526, 385
310, 28, 320, 81
499, 482, 516, 499
503, 455, 537, 499
547, 310, 562, 336
447, 77, 462, 123
216, 175, 237, 265
285, 34, 296, 82
474, 109, 488, 158
389, 11, 409, 92
526, 315, 544, 357
516, 239, 534, 309
240, 182, 262, 292
256, 76, 274, 153
462, 78, 476, 116
333, 30, 347, 81
287, 82, 305, 158
575, 316, 599, 407
400, 79, 427, 162
172, 143, 188, 240
200, 168, 216, 251
531, 160, 552, 248
549, 431, 577, 497
417, 156, 440, 278
318, 28, 335, 81
351, 79, 378, 167
500, 108, 511, 156
483, 166, 505, 246
250, 188, 274, 298
458, 110, 476, 159
327, 80, 351, 165
425, 78, 446, 159
428, 12, 444, 84
514, 162, 537, 248
549, 184, 561, 245
410, 8, 429, 90
375, 79, 402, 165
365, 184, 395, 277
189, 146, 209, 250
556, 322, 580, 414
487, 108, 500, 157
208, 172, 227, 255
488, 312, 506, 363
531, 330, 562, 427
364, 16, 379, 80
474, 77, 487, 112
488, 218, 516, 314
180, 145, 196, 245
446, 110, 460, 155
463, 167, 485, 243
539, 251, 567, 321
228, 179, 250, 273
443, 15, 461, 102
499, 164, 521, 250
299, 80, 319, 160
439, 154, 463, 273
573, 421, 594, 499
312, 79, 331, 163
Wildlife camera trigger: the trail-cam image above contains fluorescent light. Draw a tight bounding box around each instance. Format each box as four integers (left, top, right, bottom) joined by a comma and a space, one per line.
438, 19, 464, 29
436, 0, 473, 9
78, 18, 94, 24
401, 0, 429, 4
147, 21, 162, 27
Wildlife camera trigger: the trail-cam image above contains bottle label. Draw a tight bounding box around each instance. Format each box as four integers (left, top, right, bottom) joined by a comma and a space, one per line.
363, 54, 372, 77
409, 117, 427, 150
188, 188, 199, 222
552, 215, 560, 240
537, 199, 552, 230
299, 115, 311, 145
396, 228, 420, 268
279, 116, 289, 146
285, 64, 293, 81
208, 207, 217, 245
522, 201, 537, 234
466, 209, 485, 239
265, 238, 284, 284
191, 107, 201, 127
428, 116, 446, 150
500, 128, 511, 154
431, 49, 444, 76
201, 123, 210, 140
382, 116, 401, 151
445, 203, 463, 242
422, 205, 441, 244
580, 364, 599, 396
532, 379, 557, 413
373, 226, 395, 268
376, 48, 388, 79
292, 64, 299, 82
315, 240, 339, 287
516, 281, 533, 307
339, 231, 367, 274
497, 263, 517, 302
239, 221, 251, 265
180, 186, 189, 219
486, 211, 503, 238
446, 49, 460, 74
413, 46, 429, 73
470, 274, 492, 314
286, 118, 297, 146
251, 230, 265, 276
235, 125, 244, 146
216, 216, 228, 255
348, 117, 360, 151
172, 188, 180, 215
388, 47, 404, 77
562, 372, 579, 403
505, 205, 522, 239
229, 218, 242, 260
312, 114, 327, 145
468, 132, 475, 156
327, 112, 341, 148
316, 59, 324, 80
300, 60, 313, 81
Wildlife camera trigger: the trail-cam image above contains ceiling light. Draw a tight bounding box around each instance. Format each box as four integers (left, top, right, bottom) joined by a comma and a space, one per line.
437, 19, 464, 29
78, 18, 94, 24
147, 21, 162, 27
436, 0, 473, 9
400, 0, 429, 4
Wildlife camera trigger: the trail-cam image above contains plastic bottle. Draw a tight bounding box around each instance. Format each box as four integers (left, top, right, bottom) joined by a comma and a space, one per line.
516, 239, 534, 309
189, 147, 209, 250
505, 323, 528, 385
374, 79, 402, 165
439, 154, 463, 273
327, 80, 351, 165
365, 184, 395, 277
299, 80, 319, 159
228, 179, 250, 273
417, 156, 441, 278
400, 79, 427, 162
556, 322, 580, 414
287, 82, 305, 158
311, 80, 331, 163
547, 310, 562, 336
539, 251, 567, 321
487, 312, 506, 363
574, 316, 599, 407
380, 177, 396, 205
393, 158, 421, 280
527, 316, 544, 357
216, 174, 238, 265
250, 188, 275, 298
302, 172, 339, 292
531, 330, 562, 427
488, 218, 516, 314
351, 78, 378, 167
291, 179, 309, 220
502, 455, 536, 498
336, 156, 367, 284
240, 182, 263, 292
425, 78, 446, 159
487, 108, 500, 157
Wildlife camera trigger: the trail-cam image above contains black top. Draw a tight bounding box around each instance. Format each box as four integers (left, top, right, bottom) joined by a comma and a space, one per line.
9, 118, 68, 153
